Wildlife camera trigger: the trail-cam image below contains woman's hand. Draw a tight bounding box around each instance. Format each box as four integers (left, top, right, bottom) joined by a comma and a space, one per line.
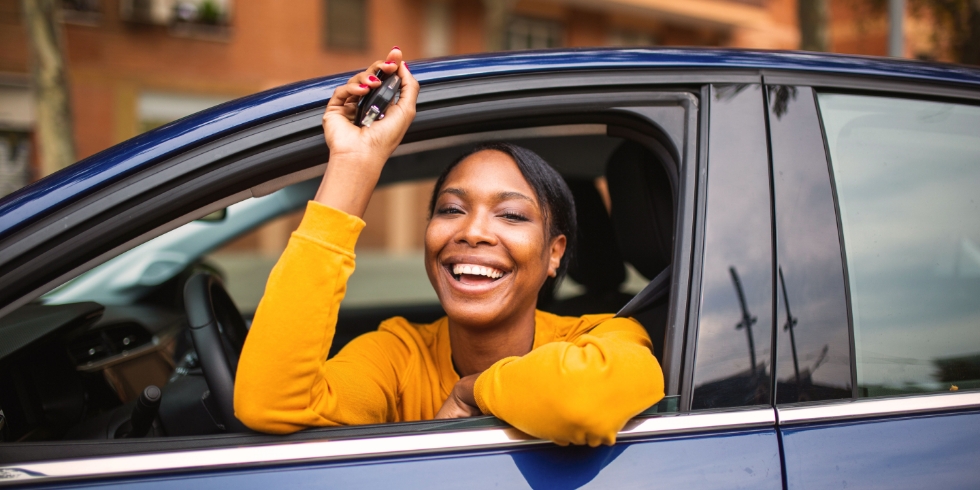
314, 47, 419, 217
435, 374, 482, 419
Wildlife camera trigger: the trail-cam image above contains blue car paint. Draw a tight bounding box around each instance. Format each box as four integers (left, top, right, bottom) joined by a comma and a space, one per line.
2, 48, 979, 241
780, 409, 980, 489
34, 429, 781, 490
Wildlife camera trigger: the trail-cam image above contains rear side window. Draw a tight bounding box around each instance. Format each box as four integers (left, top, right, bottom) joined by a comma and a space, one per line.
818, 93, 980, 397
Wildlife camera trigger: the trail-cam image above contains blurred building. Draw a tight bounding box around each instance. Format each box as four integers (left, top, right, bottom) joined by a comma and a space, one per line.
0, 0, 930, 261
0, 0, 805, 168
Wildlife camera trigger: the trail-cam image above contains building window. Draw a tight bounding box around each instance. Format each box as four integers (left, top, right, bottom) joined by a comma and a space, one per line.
118, 0, 233, 41
608, 29, 656, 47
0, 131, 31, 198
137, 91, 232, 133
0, 83, 34, 197
506, 16, 562, 50
61, 0, 102, 25
325, 0, 367, 51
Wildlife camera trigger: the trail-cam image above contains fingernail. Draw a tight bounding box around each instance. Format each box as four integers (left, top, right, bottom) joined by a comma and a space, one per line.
369, 75, 379, 82
359, 83, 368, 88
404, 62, 409, 70
384, 61, 395, 64
392, 45, 400, 50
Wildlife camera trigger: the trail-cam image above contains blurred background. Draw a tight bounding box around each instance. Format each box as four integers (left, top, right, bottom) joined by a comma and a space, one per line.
1, 0, 978, 309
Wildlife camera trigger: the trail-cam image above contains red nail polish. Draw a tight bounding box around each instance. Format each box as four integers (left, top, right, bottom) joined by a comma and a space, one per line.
384, 61, 395, 64
392, 45, 400, 50
359, 83, 368, 88
404, 62, 409, 70
369, 75, 379, 82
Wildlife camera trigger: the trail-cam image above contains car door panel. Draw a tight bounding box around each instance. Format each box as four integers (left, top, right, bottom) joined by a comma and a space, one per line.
28, 424, 782, 489
768, 85, 980, 488
780, 408, 980, 489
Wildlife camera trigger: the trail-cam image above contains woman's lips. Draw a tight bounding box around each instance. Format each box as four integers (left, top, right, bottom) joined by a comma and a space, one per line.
443, 262, 509, 290
451, 263, 504, 279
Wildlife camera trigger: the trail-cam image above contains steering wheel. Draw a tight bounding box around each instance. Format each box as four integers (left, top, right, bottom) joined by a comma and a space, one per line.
183, 272, 249, 432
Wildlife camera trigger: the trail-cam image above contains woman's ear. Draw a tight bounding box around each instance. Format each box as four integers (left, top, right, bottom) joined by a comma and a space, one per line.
547, 234, 567, 278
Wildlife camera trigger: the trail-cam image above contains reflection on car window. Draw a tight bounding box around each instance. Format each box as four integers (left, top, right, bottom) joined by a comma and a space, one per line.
768, 86, 852, 404
691, 84, 773, 409
819, 93, 980, 397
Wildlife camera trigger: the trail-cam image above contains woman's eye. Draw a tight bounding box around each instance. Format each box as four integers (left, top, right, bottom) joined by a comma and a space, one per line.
436, 206, 463, 215
501, 212, 530, 222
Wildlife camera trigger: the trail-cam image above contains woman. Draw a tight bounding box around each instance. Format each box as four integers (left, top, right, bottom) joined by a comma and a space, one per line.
234, 48, 664, 447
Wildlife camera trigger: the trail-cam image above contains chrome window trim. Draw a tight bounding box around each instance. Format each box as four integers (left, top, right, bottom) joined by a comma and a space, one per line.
778, 391, 980, 426
0, 408, 773, 485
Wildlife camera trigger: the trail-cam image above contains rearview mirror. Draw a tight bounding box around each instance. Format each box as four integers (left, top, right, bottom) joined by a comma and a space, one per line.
197, 208, 227, 222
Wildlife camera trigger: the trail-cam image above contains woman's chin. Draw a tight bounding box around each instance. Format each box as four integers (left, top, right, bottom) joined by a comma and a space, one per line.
441, 300, 515, 329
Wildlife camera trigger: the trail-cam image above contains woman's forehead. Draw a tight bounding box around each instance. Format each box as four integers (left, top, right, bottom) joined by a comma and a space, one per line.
442, 150, 538, 201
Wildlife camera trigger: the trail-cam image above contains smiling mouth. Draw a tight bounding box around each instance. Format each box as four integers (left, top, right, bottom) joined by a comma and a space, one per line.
446, 263, 507, 285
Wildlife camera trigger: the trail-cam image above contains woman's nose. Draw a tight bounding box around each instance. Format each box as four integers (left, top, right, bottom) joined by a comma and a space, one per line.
455, 212, 496, 247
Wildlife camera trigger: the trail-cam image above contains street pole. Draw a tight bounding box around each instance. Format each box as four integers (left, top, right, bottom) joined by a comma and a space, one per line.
889, 0, 905, 57
779, 267, 802, 395
729, 267, 758, 377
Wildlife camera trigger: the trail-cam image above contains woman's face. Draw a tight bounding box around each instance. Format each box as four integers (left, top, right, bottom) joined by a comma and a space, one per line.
425, 150, 566, 328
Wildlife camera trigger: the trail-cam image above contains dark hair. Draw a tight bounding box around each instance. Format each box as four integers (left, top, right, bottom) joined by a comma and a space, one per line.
427, 142, 577, 301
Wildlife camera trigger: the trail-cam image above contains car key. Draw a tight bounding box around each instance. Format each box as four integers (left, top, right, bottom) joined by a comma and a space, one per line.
356, 69, 401, 127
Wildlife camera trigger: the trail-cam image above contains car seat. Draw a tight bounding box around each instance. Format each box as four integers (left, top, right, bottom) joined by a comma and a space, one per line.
546, 178, 635, 317
605, 140, 675, 361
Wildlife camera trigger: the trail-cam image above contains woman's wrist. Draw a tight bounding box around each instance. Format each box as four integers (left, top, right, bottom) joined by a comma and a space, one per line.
314, 154, 385, 217
454, 373, 480, 409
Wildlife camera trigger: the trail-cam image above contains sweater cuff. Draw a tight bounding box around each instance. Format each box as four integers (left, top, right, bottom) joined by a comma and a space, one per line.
294, 201, 366, 255
473, 356, 518, 416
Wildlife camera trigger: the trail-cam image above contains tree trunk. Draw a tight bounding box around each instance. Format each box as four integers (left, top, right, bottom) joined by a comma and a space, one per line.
482, 0, 515, 51
22, 0, 76, 176
799, 0, 829, 51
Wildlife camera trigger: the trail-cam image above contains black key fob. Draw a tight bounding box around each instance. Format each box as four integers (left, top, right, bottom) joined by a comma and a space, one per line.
356, 69, 401, 127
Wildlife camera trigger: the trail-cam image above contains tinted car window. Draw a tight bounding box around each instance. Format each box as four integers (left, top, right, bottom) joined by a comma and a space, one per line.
819, 93, 980, 397
768, 86, 852, 404
691, 84, 773, 409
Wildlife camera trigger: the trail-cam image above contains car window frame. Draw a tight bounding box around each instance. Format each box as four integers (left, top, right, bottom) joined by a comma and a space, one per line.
0, 71, 717, 475
761, 74, 980, 426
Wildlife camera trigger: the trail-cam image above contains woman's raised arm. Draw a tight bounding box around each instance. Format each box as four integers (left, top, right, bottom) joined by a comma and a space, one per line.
234, 50, 418, 433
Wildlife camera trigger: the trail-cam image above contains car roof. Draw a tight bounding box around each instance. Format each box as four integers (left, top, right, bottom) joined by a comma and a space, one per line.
2, 47, 979, 241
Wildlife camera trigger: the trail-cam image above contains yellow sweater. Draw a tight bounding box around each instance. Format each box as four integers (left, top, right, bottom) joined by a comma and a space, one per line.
234, 201, 665, 446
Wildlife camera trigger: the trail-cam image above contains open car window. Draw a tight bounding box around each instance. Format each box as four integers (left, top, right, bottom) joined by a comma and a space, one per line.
0, 98, 694, 463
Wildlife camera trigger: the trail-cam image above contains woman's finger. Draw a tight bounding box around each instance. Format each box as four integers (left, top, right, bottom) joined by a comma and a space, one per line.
393, 61, 419, 114
378, 47, 403, 77
328, 80, 369, 108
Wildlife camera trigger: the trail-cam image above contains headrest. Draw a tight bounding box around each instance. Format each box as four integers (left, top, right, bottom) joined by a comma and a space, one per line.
565, 179, 626, 292
605, 140, 674, 280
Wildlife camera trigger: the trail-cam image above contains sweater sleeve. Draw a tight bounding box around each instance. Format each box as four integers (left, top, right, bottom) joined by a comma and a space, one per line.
234, 201, 407, 434
472, 317, 665, 447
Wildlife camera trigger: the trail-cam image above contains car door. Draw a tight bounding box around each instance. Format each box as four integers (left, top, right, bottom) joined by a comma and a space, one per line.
0, 73, 784, 489
767, 83, 980, 489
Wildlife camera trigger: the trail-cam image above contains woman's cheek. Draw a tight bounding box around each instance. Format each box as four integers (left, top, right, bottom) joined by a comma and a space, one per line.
498, 225, 545, 266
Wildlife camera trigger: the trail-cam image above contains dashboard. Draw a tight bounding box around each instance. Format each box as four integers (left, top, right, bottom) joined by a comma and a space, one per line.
0, 301, 187, 442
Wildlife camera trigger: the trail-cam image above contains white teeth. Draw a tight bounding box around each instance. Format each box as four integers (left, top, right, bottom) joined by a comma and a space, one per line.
452, 264, 504, 279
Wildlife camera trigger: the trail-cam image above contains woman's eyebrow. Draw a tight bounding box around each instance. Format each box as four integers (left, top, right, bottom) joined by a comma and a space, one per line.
439, 188, 534, 204
440, 187, 466, 198
495, 191, 535, 204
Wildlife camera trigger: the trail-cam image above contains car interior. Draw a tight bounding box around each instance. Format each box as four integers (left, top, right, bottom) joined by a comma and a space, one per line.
0, 120, 681, 463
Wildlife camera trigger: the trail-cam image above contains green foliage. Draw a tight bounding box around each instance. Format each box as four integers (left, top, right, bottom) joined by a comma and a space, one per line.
198, 0, 221, 25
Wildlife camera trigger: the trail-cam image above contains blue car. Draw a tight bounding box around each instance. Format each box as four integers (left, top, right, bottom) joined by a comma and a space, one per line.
0, 48, 978, 489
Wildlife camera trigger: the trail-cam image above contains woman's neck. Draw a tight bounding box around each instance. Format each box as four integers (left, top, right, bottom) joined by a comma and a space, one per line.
448, 306, 536, 377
